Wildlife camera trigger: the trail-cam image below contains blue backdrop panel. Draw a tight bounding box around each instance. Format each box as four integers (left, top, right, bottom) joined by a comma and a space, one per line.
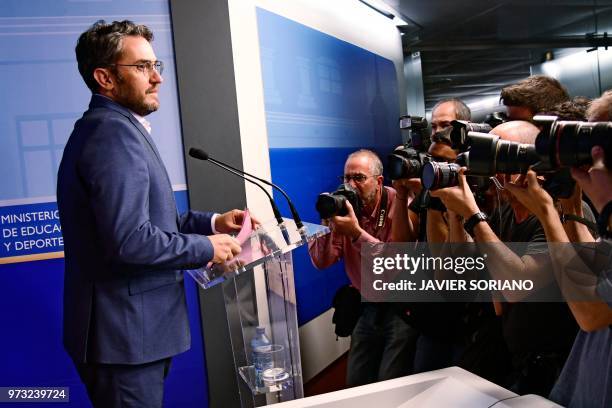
0, 1, 186, 202
257, 9, 402, 325
0, 192, 207, 408
0, 257, 200, 408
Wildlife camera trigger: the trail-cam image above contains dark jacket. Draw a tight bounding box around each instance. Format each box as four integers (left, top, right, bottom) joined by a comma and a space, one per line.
57, 95, 214, 364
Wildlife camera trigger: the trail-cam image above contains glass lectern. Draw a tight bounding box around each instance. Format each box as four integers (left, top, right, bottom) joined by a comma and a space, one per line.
188, 218, 329, 407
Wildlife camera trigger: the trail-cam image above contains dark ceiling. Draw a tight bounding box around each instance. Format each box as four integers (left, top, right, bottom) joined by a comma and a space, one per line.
381, 0, 612, 110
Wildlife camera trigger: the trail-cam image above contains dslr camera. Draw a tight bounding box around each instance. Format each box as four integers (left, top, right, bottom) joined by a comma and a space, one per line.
455, 132, 538, 176
484, 111, 508, 128
422, 130, 576, 198
421, 132, 539, 190
422, 123, 496, 195
448, 120, 492, 152
531, 115, 612, 197
316, 183, 362, 219
388, 115, 432, 180
399, 115, 430, 151
533, 115, 612, 170
388, 144, 432, 180
423, 131, 538, 192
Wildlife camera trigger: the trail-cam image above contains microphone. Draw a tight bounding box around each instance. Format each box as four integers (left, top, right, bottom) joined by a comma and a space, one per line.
188, 148, 285, 227
188, 148, 305, 231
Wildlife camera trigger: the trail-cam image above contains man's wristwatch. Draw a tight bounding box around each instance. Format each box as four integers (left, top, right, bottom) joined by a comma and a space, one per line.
464, 211, 488, 237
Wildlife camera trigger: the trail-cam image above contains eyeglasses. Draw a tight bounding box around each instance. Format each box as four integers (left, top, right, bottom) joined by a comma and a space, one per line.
339, 174, 379, 183
109, 60, 164, 76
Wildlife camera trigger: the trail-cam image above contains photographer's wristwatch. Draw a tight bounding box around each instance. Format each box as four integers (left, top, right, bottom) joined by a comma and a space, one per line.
464, 211, 488, 237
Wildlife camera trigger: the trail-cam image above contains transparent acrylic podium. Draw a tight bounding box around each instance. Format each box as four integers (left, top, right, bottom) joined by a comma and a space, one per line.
188, 218, 329, 407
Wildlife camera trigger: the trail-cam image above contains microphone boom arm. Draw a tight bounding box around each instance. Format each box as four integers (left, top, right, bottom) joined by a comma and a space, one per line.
205, 160, 284, 227
207, 157, 305, 230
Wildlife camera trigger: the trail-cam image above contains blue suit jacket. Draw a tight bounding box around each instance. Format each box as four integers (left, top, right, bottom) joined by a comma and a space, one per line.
57, 95, 214, 364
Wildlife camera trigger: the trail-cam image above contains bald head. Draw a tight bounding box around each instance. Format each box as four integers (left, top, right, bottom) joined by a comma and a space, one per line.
587, 90, 612, 121
346, 149, 383, 176
491, 120, 540, 144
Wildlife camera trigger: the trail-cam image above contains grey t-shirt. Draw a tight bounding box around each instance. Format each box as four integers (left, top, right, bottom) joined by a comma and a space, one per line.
550, 239, 612, 407
549, 326, 612, 407
489, 203, 577, 354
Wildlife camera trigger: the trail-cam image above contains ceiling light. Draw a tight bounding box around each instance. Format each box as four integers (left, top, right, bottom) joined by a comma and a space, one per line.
544, 50, 554, 61
359, 0, 410, 26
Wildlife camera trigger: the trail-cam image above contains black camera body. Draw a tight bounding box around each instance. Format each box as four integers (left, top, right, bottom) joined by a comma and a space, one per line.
541, 168, 575, 199
388, 145, 432, 180
389, 115, 433, 180
449, 120, 492, 152
316, 183, 362, 219
530, 114, 612, 198
424, 130, 576, 198
484, 111, 508, 128
399, 115, 429, 151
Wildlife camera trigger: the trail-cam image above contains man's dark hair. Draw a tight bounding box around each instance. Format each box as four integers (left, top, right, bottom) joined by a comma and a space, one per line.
431, 98, 471, 120
542, 96, 591, 121
76, 20, 153, 93
500, 75, 569, 114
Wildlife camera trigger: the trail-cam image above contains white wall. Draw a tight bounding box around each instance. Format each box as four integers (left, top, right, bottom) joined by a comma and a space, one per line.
226, 0, 404, 382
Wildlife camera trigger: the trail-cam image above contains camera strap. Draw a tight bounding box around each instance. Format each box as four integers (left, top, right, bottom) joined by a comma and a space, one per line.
376, 187, 389, 229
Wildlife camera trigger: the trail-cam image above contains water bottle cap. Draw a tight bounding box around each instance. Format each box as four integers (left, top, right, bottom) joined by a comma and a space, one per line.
256, 326, 265, 334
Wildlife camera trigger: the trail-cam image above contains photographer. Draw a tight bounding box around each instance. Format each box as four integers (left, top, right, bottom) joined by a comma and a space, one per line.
392, 98, 469, 244
501, 75, 570, 121
430, 120, 578, 396
505, 91, 612, 407
308, 149, 418, 387
392, 99, 492, 374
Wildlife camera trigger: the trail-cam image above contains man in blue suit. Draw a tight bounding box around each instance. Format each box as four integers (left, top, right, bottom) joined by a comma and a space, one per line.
57, 20, 246, 407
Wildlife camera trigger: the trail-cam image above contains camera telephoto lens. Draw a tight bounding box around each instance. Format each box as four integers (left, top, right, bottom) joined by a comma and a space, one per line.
495, 140, 539, 175
463, 132, 538, 176
534, 115, 612, 169
387, 146, 430, 180
315, 183, 362, 219
422, 162, 461, 190
315, 193, 346, 219
388, 154, 422, 180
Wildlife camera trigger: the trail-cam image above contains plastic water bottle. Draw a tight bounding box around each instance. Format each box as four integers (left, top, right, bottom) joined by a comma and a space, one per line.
251, 326, 272, 387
